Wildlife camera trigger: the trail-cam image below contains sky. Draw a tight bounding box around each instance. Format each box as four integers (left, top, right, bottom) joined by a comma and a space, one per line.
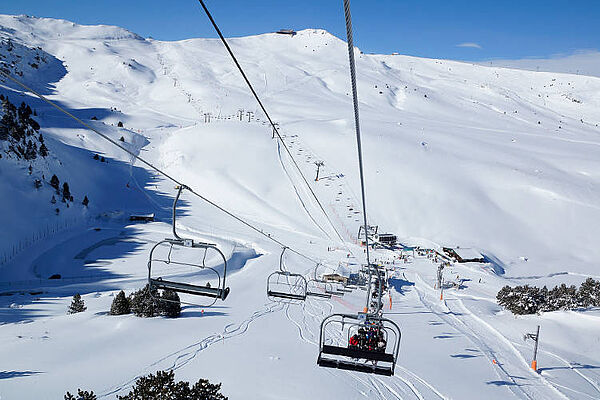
1, 0, 599, 61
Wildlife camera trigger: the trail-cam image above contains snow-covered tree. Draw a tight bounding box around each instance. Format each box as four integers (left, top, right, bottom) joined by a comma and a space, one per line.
64, 389, 96, 400
68, 294, 86, 314
129, 285, 159, 318
578, 278, 600, 307
50, 174, 60, 192
546, 284, 578, 311
160, 289, 181, 318
110, 290, 131, 315
117, 370, 227, 400
62, 182, 71, 201
38, 142, 48, 157
496, 285, 546, 315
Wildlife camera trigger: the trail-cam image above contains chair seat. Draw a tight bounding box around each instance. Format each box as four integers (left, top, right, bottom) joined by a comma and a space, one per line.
307, 291, 332, 299
267, 290, 306, 301
150, 278, 229, 299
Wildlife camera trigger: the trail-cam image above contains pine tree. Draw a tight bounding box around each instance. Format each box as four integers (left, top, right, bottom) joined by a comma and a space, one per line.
497, 285, 545, 315
82, 196, 89, 207
62, 182, 71, 201
578, 278, 600, 308
129, 285, 159, 317
93, 153, 99, 160
38, 142, 48, 157
68, 294, 87, 314
50, 174, 60, 192
64, 389, 96, 400
51, 195, 56, 204
160, 289, 181, 318
110, 290, 131, 315
119, 136, 125, 142
190, 379, 227, 400
117, 370, 227, 400
547, 284, 578, 311
25, 140, 37, 160
117, 121, 123, 128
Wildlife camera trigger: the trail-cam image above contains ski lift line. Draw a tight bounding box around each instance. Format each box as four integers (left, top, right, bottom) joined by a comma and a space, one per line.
0, 69, 320, 267
276, 139, 333, 241
195, 0, 346, 246
342, 0, 379, 313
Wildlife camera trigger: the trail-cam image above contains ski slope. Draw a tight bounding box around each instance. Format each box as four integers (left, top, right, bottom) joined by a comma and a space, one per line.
1, 14, 599, 399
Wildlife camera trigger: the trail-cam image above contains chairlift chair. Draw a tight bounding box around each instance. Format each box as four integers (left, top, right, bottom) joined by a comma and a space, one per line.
306, 279, 333, 299
266, 247, 308, 302
325, 283, 345, 297
338, 285, 353, 293
317, 313, 401, 376
147, 185, 230, 307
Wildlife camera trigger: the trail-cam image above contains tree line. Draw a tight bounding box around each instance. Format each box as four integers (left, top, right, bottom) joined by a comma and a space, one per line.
497, 278, 600, 315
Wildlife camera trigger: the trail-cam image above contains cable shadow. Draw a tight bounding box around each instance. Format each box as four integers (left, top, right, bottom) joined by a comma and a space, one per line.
179, 310, 228, 318
538, 364, 600, 372
0, 370, 43, 380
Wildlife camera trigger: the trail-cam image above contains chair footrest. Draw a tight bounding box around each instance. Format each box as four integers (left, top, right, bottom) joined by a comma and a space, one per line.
317, 356, 393, 376
321, 345, 394, 362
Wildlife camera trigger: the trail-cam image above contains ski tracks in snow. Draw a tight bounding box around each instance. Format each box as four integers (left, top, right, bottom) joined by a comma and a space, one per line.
97, 301, 284, 398
282, 295, 448, 400
413, 273, 569, 400
528, 346, 600, 399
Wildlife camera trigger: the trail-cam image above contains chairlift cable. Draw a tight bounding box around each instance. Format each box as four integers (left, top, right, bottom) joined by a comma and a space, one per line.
341, 0, 381, 312
195, 0, 346, 245
0, 69, 321, 266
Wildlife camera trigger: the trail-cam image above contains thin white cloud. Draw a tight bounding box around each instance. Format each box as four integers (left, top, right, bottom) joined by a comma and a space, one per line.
456, 42, 482, 49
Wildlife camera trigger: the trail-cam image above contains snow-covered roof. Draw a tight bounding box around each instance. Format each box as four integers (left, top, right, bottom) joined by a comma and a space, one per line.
453, 248, 483, 260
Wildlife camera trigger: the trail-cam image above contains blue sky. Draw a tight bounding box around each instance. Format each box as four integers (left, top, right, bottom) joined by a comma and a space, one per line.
1, 0, 599, 61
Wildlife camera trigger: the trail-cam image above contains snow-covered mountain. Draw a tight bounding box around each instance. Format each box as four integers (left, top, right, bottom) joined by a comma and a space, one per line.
1, 14, 599, 399
482, 50, 600, 78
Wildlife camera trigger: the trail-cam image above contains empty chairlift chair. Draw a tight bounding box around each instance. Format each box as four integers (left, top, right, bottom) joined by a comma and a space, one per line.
326, 283, 346, 296
147, 185, 230, 306
148, 239, 230, 303
307, 279, 333, 299
266, 247, 308, 302
306, 264, 332, 299
317, 313, 401, 376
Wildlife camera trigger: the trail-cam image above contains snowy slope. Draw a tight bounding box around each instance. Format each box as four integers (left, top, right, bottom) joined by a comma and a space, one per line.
481, 50, 600, 78
1, 14, 599, 399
